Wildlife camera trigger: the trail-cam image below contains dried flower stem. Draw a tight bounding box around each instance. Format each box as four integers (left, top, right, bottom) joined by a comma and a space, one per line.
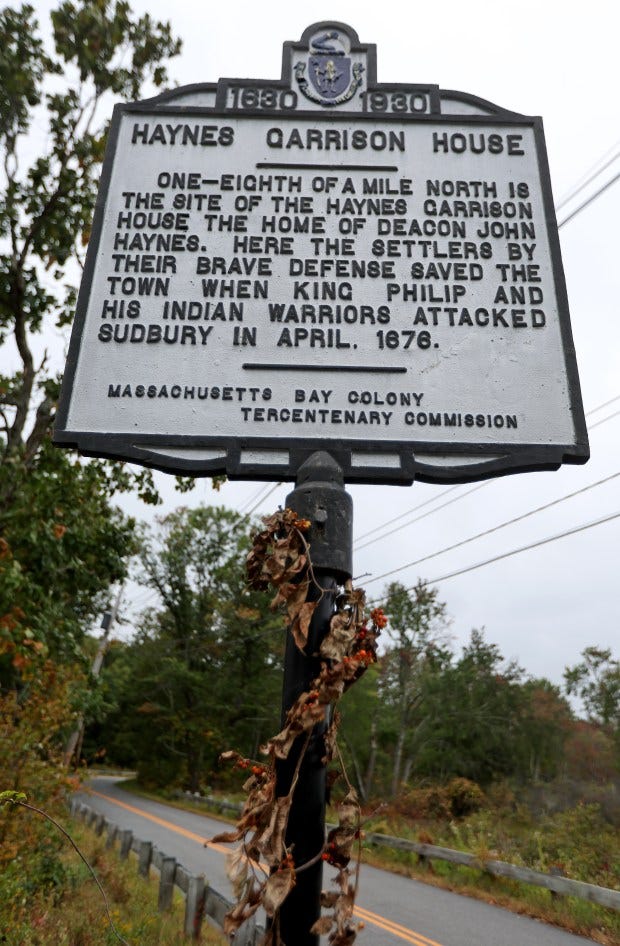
214, 509, 387, 945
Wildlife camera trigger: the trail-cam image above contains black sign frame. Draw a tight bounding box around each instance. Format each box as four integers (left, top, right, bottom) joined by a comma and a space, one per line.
54, 22, 589, 485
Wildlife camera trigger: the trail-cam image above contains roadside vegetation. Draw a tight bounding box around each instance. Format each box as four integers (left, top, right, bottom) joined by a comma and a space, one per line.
360, 780, 620, 944
0, 813, 226, 946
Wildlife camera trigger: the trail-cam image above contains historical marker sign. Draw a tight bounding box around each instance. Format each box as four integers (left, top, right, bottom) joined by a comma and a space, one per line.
54, 22, 589, 484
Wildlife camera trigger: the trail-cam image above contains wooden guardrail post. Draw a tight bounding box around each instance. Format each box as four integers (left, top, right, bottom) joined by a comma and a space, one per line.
158, 856, 177, 911
105, 823, 118, 849
549, 864, 566, 900
95, 814, 106, 836
184, 875, 206, 939
118, 829, 133, 860
138, 840, 153, 877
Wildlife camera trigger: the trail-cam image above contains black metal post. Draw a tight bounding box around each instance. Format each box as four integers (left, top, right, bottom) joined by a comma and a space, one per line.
275, 451, 352, 946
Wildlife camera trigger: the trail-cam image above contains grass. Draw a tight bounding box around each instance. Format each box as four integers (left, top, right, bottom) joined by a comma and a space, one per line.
0, 818, 227, 946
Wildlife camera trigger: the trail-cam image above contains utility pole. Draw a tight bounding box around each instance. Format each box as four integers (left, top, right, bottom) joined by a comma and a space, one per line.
63, 584, 124, 767
274, 452, 352, 945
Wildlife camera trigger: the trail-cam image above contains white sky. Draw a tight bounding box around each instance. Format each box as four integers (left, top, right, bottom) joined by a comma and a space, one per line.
24, 1, 620, 688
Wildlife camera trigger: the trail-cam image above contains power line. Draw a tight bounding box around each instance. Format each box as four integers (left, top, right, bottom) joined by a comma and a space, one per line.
130, 589, 159, 610
365, 470, 620, 586
558, 170, 620, 228
586, 394, 620, 416
354, 392, 620, 551
427, 510, 620, 585
246, 481, 283, 516
371, 509, 620, 604
361, 408, 620, 587
555, 136, 620, 206
239, 482, 274, 514
589, 408, 620, 432
353, 482, 462, 543
355, 483, 487, 551
555, 148, 620, 212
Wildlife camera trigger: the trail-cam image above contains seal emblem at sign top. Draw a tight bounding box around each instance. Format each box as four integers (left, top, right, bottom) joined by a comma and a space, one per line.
294, 28, 364, 107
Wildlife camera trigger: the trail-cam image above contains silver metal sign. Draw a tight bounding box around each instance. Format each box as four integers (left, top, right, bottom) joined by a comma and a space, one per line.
54, 22, 589, 484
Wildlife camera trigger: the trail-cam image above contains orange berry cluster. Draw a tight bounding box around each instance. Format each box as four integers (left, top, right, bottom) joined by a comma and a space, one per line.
301, 690, 320, 713
353, 648, 375, 667
370, 607, 388, 629
293, 515, 312, 531
279, 853, 295, 871
321, 841, 339, 864
235, 758, 267, 779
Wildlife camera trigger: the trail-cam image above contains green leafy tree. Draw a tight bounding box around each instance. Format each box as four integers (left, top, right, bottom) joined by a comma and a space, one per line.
0, 2, 181, 688
344, 582, 576, 794
95, 507, 284, 791
0, 1, 180, 469
379, 580, 452, 797
565, 646, 620, 761
338, 663, 381, 801
0, 446, 137, 683
416, 629, 529, 784
0, 657, 83, 916
564, 647, 620, 730
520, 678, 573, 781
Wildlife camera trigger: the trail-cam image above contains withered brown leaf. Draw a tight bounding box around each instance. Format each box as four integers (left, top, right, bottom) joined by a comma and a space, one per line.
256, 796, 290, 867
311, 914, 335, 935
290, 599, 317, 650
263, 867, 296, 917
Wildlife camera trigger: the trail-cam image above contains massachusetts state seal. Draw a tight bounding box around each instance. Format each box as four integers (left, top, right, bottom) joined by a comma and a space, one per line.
295, 29, 364, 107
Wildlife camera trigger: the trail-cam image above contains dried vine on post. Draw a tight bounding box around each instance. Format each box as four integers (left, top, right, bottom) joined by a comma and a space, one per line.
211, 508, 387, 945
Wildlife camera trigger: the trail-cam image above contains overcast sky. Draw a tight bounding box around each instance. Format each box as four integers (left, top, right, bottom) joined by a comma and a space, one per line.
28, 0, 620, 690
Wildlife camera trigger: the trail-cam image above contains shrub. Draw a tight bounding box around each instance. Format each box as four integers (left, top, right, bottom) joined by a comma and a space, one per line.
446, 778, 486, 817
396, 778, 486, 821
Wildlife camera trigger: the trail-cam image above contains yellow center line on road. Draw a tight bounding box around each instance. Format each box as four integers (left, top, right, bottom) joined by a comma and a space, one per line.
88, 787, 446, 946
89, 788, 232, 857
354, 904, 444, 946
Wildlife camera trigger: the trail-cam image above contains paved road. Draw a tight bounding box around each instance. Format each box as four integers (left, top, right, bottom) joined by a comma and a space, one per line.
79, 776, 596, 946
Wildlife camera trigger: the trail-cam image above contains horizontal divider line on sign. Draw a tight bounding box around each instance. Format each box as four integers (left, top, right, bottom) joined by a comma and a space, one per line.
241, 363, 408, 373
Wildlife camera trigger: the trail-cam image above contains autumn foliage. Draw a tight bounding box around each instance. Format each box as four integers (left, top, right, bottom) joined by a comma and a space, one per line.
0, 657, 82, 925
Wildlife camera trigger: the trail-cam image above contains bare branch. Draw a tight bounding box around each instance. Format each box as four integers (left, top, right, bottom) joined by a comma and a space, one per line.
24, 394, 55, 466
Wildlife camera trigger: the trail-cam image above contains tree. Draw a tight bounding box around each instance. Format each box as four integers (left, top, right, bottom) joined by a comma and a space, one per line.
0, 657, 83, 916
95, 507, 284, 791
0, 1, 181, 686
519, 678, 573, 781
565, 646, 620, 760
564, 647, 620, 730
379, 580, 452, 797
415, 629, 530, 784
1, 1, 180, 470
338, 663, 381, 801
0, 445, 136, 685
